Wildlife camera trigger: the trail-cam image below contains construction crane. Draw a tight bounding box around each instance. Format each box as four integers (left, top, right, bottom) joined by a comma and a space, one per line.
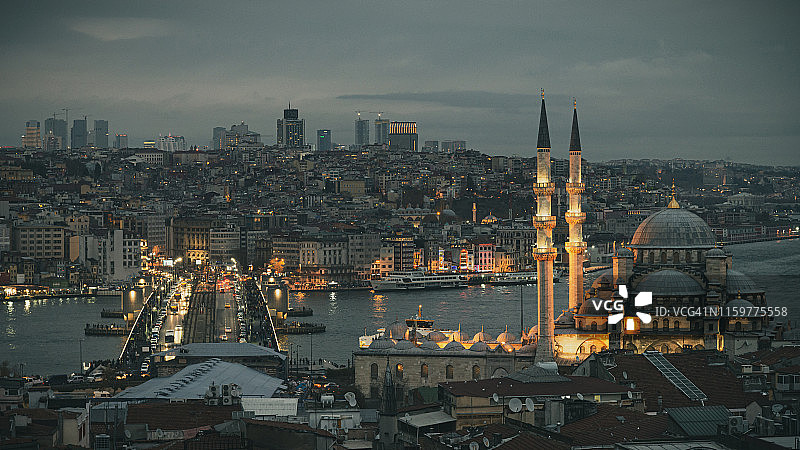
354, 110, 364, 118
369, 111, 385, 119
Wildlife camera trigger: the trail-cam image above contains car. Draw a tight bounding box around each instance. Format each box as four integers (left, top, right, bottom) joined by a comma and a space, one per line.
224, 326, 232, 333
225, 303, 231, 308
220, 334, 228, 341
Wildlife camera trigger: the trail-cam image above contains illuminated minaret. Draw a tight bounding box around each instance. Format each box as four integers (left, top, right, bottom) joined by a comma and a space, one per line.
565, 99, 587, 313
533, 90, 556, 364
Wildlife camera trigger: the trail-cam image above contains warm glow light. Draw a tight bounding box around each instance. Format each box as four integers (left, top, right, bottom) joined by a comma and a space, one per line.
626, 317, 635, 331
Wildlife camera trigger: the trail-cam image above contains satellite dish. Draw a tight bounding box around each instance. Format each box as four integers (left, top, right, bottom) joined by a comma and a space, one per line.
623, 371, 628, 379
344, 392, 357, 407
509, 398, 523, 413
576, 393, 584, 401
772, 404, 784, 414
470, 442, 479, 450
483, 437, 490, 447
492, 393, 499, 403
124, 429, 132, 439
627, 391, 633, 399
525, 398, 535, 412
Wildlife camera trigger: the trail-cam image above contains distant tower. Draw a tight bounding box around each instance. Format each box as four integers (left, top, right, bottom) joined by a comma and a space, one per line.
276, 104, 305, 148
565, 99, 587, 312
317, 129, 332, 152
375, 114, 389, 145
94, 120, 108, 148
355, 114, 370, 146
71, 119, 87, 148
22, 120, 41, 148
533, 90, 556, 364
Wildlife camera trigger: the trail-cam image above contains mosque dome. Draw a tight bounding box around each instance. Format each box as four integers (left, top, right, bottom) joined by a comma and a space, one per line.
481, 213, 499, 224
636, 269, 705, 296
368, 339, 395, 350
518, 343, 538, 353
442, 209, 457, 217
427, 331, 448, 342
615, 247, 634, 258
469, 341, 489, 352
473, 329, 494, 342
420, 340, 441, 350
591, 269, 613, 289
496, 330, 517, 343
630, 207, 716, 249
725, 296, 757, 317
387, 321, 408, 339
451, 329, 470, 342
443, 341, 465, 351
707, 248, 726, 258
394, 340, 414, 350
726, 270, 763, 294
577, 298, 607, 316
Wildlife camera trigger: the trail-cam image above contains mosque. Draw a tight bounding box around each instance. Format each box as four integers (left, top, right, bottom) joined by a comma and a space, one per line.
354, 92, 780, 400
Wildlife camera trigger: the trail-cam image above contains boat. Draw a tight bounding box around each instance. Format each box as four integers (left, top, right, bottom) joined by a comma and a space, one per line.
370, 271, 467, 291
490, 272, 537, 286
276, 321, 326, 334
358, 305, 456, 348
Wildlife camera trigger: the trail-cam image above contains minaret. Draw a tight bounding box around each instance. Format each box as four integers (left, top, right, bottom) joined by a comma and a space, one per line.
565, 98, 587, 313
378, 361, 398, 449
533, 90, 556, 364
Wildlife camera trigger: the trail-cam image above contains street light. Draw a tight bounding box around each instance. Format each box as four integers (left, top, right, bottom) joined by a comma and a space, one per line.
78, 338, 85, 375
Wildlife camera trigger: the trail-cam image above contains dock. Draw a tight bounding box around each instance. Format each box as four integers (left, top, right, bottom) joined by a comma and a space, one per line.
276, 322, 326, 335
287, 307, 313, 317
85, 324, 130, 336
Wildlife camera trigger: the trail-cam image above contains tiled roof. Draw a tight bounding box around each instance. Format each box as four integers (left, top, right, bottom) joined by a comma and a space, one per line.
665, 405, 730, 437
608, 352, 760, 412
126, 401, 239, 430
742, 346, 800, 366
242, 418, 337, 439
560, 404, 668, 445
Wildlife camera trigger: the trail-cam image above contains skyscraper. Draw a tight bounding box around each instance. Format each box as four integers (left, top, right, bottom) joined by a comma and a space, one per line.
71, 119, 87, 148
212, 126, 226, 150
22, 121, 41, 148
388, 121, 418, 152
216, 122, 261, 152
156, 134, 187, 152
375, 117, 389, 145
533, 90, 556, 365
441, 140, 466, 153
44, 118, 67, 150
276, 105, 305, 148
355, 117, 369, 146
114, 134, 129, 149
94, 120, 109, 148
317, 129, 331, 152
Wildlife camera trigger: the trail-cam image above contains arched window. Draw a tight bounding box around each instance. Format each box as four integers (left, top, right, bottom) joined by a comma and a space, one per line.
735, 322, 742, 332
370, 363, 378, 381
673, 320, 680, 331
590, 321, 598, 331
653, 319, 659, 330
578, 345, 585, 353
673, 251, 680, 263
446, 365, 454, 379
661, 252, 667, 264
395, 363, 404, 380
590, 344, 597, 353
660, 344, 670, 354
472, 365, 481, 380
663, 321, 669, 331
420, 363, 428, 378
649, 252, 655, 264
686, 252, 693, 263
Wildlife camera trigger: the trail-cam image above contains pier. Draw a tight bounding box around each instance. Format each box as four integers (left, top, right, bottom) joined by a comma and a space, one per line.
85, 324, 129, 336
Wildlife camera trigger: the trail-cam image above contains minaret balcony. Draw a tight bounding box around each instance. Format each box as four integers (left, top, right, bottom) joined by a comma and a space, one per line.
565, 211, 586, 225
565, 241, 588, 254
533, 247, 558, 260
533, 182, 555, 196
566, 182, 585, 195
533, 215, 557, 229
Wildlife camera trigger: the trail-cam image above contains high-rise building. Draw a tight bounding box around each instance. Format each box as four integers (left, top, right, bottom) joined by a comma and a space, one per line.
388, 121, 418, 152
156, 134, 187, 152
441, 140, 466, 153
71, 119, 87, 148
375, 117, 389, 145
114, 134, 129, 149
212, 126, 226, 150
94, 120, 109, 148
44, 118, 67, 150
355, 117, 369, 146
22, 121, 41, 148
276, 105, 305, 148
43, 133, 61, 152
317, 129, 331, 152
423, 140, 439, 152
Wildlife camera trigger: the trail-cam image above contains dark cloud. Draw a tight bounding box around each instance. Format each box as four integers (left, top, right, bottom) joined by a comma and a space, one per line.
2, 0, 799, 165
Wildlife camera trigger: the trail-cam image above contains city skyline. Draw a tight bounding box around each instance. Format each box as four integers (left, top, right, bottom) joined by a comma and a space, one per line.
1, 1, 799, 165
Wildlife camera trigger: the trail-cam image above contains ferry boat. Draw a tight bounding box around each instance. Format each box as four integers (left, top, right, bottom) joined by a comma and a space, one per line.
490, 272, 537, 285
370, 271, 466, 291
358, 305, 457, 348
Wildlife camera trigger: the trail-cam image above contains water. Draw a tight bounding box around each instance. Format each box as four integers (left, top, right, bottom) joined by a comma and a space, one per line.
2, 239, 799, 375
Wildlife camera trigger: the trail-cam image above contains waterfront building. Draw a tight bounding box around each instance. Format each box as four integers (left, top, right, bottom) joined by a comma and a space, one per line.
388, 121, 418, 152
94, 120, 108, 148
12, 224, 66, 260
317, 129, 331, 152
100, 229, 142, 283
22, 120, 41, 149
355, 117, 369, 146
276, 105, 305, 148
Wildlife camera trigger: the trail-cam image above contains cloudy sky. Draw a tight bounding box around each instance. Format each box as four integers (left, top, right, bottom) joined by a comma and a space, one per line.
3, 1, 798, 165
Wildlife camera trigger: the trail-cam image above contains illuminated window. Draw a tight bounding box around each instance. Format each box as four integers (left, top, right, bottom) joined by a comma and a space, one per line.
446, 365, 454, 379
396, 363, 403, 380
